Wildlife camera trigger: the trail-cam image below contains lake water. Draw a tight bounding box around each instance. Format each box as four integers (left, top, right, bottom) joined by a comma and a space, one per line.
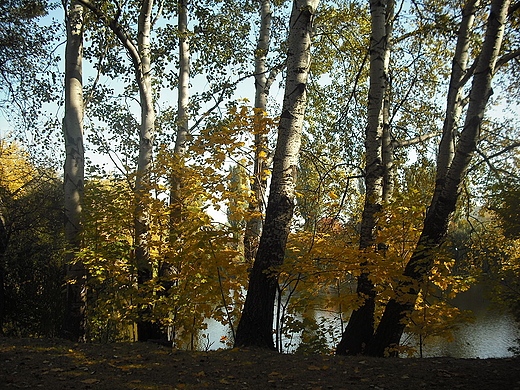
406, 285, 520, 358
201, 285, 519, 358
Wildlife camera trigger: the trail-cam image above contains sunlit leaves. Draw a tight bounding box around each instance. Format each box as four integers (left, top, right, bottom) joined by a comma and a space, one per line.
0, 141, 36, 196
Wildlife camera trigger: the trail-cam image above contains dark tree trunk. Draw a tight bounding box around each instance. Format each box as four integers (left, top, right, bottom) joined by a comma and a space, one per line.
234, 0, 319, 349
0, 247, 6, 335
336, 0, 393, 355
365, 0, 510, 356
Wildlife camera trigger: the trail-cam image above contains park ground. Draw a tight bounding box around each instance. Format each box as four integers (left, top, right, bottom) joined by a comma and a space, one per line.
1, 336, 520, 389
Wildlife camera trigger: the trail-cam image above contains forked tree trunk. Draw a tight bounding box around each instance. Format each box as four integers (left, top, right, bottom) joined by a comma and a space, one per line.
365, 0, 510, 357
62, 0, 86, 342
336, 0, 393, 355
234, 0, 320, 349
434, 0, 481, 199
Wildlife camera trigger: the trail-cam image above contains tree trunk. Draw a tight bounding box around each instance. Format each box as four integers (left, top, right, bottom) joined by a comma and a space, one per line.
157, 0, 191, 342
76, 0, 158, 341
167, 0, 189, 230
244, 0, 272, 263
134, 0, 155, 284
234, 0, 320, 349
336, 0, 393, 356
365, 0, 510, 357
133, 0, 158, 341
62, 0, 86, 342
0, 205, 8, 335
434, 0, 480, 200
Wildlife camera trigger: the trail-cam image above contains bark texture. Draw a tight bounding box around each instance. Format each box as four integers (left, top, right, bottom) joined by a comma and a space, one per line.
171, 0, 189, 197
365, 0, 510, 357
134, 0, 155, 286
234, 0, 319, 349
77, 0, 157, 341
62, 0, 86, 342
434, 0, 480, 199
244, 0, 273, 263
336, 0, 393, 356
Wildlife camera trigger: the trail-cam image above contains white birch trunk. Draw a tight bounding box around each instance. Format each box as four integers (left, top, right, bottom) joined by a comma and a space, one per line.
62, 0, 86, 342
169, 0, 189, 221
244, 0, 273, 263
435, 0, 480, 193
76, 0, 158, 340
134, 0, 155, 283
336, 0, 393, 356
234, 0, 320, 350
174, 0, 189, 158
366, 0, 510, 357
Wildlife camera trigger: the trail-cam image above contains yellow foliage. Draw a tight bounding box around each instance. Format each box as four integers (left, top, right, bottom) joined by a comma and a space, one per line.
0, 141, 36, 196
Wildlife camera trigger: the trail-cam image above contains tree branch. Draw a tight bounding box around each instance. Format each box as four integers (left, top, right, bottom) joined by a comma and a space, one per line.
393, 130, 442, 148
495, 48, 520, 71
75, 0, 141, 71
470, 141, 520, 172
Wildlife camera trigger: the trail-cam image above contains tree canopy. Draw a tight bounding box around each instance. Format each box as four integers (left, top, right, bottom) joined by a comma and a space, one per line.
0, 0, 519, 357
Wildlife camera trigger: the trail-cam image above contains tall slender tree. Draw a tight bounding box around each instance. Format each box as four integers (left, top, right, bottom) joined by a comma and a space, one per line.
169, 0, 190, 223
336, 0, 394, 355
78, 0, 158, 340
365, 0, 512, 356
243, 0, 274, 264
62, 0, 86, 342
234, 0, 320, 349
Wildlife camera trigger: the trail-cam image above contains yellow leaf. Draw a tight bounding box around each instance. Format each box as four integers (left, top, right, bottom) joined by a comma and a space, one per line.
328, 191, 339, 200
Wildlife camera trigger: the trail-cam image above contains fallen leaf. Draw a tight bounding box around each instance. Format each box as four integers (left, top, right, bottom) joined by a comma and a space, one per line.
81, 378, 100, 384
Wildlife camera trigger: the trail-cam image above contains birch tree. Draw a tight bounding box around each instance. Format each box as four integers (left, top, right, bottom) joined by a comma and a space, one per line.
62, 0, 86, 342
77, 0, 157, 340
365, 0, 513, 356
234, 0, 320, 349
336, 0, 394, 356
243, 0, 274, 263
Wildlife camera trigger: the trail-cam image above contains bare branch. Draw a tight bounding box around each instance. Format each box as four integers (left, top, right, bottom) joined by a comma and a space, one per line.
393, 131, 442, 148
495, 48, 520, 71
189, 73, 255, 133
152, 0, 165, 28
470, 141, 520, 173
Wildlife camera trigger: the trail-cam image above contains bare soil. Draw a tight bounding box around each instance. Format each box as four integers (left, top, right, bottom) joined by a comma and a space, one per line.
1, 336, 519, 389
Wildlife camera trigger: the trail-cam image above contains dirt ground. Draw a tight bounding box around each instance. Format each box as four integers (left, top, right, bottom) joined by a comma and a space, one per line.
1, 337, 520, 390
